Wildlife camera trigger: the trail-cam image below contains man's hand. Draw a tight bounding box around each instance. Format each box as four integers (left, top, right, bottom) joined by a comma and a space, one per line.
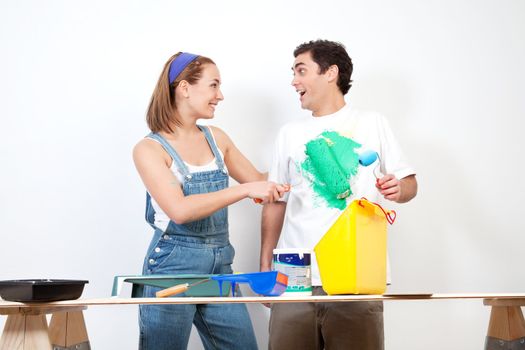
376, 174, 417, 203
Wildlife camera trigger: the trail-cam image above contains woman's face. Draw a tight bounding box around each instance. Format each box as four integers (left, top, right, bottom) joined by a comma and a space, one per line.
186, 64, 224, 119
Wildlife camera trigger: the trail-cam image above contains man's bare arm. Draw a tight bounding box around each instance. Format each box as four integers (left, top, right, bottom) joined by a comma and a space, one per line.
260, 202, 287, 271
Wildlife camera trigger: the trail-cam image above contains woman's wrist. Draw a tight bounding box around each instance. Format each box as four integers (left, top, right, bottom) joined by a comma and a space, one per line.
237, 182, 251, 199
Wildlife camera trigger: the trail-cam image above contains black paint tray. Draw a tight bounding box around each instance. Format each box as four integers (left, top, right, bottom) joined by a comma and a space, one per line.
0, 279, 88, 302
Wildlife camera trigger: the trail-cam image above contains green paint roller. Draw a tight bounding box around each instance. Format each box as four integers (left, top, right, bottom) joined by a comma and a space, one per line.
305, 136, 352, 199
305, 137, 379, 200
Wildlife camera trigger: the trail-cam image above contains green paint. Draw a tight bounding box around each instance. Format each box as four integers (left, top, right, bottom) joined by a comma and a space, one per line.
302, 131, 361, 210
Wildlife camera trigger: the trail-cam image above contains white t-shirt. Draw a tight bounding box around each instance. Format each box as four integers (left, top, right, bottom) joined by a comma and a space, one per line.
268, 104, 415, 285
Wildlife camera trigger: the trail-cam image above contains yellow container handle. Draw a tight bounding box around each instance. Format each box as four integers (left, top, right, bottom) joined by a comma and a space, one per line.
358, 197, 396, 225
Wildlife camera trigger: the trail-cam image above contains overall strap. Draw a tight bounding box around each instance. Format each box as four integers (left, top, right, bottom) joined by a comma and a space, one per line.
146, 132, 191, 179
197, 125, 226, 172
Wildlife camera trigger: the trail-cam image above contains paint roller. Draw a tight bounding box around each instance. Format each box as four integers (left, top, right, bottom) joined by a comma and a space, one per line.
305, 138, 380, 200
358, 149, 378, 166
305, 137, 352, 199
358, 150, 382, 180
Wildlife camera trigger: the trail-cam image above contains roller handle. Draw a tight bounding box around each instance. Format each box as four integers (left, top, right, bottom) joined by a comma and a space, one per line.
156, 283, 189, 298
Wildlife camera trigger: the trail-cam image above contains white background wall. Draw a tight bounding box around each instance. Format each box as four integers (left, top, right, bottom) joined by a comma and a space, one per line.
1, 0, 524, 349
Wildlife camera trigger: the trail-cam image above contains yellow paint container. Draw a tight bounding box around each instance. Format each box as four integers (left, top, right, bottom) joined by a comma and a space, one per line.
314, 198, 396, 295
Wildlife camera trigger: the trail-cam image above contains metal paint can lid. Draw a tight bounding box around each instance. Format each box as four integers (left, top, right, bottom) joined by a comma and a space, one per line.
273, 248, 311, 259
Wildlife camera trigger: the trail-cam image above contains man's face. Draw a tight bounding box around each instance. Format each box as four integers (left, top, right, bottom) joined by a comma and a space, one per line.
291, 52, 329, 114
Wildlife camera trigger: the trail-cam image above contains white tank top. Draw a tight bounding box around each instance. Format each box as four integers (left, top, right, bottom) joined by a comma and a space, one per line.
148, 128, 227, 231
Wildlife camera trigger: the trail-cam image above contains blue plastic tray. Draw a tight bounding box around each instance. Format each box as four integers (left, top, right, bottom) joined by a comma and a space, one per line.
212, 271, 288, 296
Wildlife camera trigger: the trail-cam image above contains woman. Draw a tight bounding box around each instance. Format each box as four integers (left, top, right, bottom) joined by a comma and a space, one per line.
133, 52, 286, 349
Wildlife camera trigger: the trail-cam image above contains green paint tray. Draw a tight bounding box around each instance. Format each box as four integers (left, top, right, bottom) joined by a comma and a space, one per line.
111, 274, 231, 297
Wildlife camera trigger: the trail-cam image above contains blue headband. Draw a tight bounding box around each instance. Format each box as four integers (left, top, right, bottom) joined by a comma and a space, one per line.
168, 52, 199, 84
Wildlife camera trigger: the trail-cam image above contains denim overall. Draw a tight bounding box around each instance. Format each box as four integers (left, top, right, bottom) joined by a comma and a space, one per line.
139, 126, 257, 350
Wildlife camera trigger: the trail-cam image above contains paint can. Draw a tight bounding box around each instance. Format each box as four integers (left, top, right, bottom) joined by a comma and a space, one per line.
272, 248, 312, 296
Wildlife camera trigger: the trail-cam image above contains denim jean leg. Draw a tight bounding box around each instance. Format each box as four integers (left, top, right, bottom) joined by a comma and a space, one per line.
193, 303, 258, 350
139, 284, 200, 350
139, 304, 196, 350
190, 243, 257, 349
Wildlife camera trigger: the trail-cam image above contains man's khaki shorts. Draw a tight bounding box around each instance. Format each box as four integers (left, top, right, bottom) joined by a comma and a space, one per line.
269, 286, 384, 350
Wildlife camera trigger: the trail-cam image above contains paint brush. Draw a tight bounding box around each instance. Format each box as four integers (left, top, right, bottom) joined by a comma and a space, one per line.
253, 184, 292, 204
156, 278, 210, 298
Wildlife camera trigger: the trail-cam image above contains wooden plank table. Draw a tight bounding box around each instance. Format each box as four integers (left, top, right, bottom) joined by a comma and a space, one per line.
1, 293, 525, 350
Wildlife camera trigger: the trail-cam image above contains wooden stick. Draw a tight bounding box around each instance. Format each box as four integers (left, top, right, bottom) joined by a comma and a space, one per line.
2, 293, 525, 308
156, 283, 190, 298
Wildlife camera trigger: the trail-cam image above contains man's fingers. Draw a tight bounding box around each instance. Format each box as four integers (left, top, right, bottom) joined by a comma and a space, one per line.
380, 186, 399, 196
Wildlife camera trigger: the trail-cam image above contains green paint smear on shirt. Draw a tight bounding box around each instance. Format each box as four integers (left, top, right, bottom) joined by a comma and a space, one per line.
301, 131, 361, 210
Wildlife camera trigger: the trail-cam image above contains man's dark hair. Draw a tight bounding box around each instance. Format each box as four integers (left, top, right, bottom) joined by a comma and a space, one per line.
294, 40, 353, 95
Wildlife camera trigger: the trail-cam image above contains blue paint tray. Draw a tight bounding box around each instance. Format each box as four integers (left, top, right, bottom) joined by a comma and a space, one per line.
111, 274, 231, 297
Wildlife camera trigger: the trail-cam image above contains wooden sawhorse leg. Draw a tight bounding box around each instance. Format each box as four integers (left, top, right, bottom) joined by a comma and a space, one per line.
484, 298, 525, 350
0, 311, 51, 350
0, 306, 90, 350
49, 309, 90, 349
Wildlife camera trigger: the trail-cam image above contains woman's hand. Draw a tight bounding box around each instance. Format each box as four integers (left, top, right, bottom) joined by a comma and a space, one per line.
244, 181, 290, 204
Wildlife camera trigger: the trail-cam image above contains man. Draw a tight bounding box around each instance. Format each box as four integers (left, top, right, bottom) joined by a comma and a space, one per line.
260, 39, 417, 349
